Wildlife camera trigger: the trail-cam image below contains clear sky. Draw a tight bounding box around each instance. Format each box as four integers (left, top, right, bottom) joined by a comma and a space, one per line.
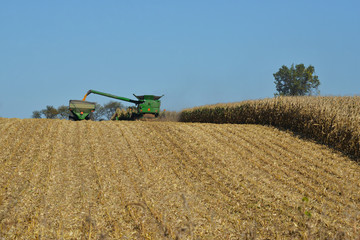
1, 1, 359, 118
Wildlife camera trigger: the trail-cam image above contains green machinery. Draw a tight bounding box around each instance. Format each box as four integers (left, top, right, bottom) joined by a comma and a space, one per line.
82, 89, 164, 120
68, 100, 96, 121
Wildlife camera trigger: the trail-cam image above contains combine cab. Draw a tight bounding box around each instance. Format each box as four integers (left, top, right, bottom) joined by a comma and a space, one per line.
68, 100, 96, 121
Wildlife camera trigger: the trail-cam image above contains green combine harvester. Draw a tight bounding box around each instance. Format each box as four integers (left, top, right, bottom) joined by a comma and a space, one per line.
69, 90, 164, 121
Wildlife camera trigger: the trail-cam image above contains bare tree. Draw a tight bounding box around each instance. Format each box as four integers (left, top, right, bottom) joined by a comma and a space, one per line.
41, 106, 58, 119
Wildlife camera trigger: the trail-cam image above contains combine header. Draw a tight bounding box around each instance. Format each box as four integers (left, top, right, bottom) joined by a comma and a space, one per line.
81, 89, 164, 120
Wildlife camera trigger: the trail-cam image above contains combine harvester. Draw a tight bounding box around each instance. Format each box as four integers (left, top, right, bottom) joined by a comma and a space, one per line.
69, 90, 164, 121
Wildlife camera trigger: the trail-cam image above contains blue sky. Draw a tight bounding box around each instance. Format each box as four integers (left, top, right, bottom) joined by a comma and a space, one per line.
1, 1, 359, 118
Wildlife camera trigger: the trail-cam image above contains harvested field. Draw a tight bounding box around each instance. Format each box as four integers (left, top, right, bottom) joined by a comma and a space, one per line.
0, 118, 360, 239
180, 96, 360, 159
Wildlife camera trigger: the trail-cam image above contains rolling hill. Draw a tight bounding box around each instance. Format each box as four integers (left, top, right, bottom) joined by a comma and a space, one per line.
1, 118, 359, 239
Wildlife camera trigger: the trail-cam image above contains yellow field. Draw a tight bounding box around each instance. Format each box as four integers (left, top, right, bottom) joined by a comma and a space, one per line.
1, 118, 360, 239
180, 96, 360, 159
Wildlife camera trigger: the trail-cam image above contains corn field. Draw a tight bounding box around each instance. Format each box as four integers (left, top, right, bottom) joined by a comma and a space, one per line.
1, 118, 359, 239
180, 96, 360, 160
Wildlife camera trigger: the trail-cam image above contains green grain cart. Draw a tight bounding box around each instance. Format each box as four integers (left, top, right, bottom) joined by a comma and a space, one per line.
68, 100, 96, 121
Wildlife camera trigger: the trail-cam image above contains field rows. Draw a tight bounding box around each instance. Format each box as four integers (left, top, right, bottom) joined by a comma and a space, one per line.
0, 118, 360, 239
179, 96, 360, 159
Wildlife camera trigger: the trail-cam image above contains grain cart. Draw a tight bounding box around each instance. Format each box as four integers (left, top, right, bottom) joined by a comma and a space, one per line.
82, 89, 163, 120
68, 100, 96, 121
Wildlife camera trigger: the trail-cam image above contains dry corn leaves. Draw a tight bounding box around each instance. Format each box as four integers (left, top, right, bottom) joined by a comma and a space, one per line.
0, 118, 360, 239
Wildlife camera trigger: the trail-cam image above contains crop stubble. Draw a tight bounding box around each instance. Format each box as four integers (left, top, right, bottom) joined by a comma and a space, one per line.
0, 118, 359, 239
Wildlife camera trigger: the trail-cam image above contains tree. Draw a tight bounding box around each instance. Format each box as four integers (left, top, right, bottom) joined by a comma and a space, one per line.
32, 110, 42, 118
32, 101, 125, 120
41, 105, 58, 119
273, 64, 320, 96
57, 105, 70, 120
